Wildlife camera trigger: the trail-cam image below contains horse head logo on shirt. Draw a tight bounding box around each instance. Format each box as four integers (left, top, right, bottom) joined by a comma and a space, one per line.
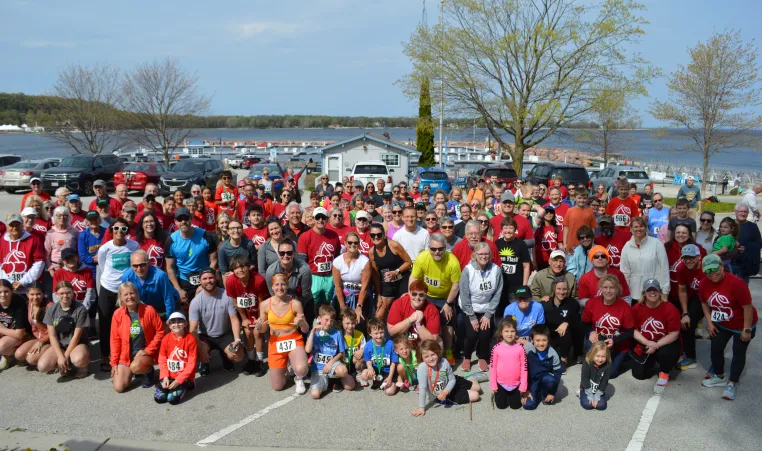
541, 230, 558, 251
315, 242, 335, 264
707, 291, 732, 315
595, 313, 621, 336
640, 316, 665, 340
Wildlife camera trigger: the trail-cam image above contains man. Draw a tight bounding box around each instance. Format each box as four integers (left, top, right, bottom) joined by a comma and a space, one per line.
733, 204, 761, 283
677, 175, 701, 217
530, 249, 577, 301
638, 183, 654, 212
115, 184, 130, 207
283, 201, 309, 244
376, 179, 387, 204
577, 245, 631, 307
19, 177, 51, 211
352, 180, 364, 200
646, 192, 670, 241
284, 176, 302, 204
605, 178, 639, 231
364, 197, 383, 222
666, 198, 697, 242
409, 233, 461, 364
550, 176, 569, 199
68, 194, 87, 231
593, 215, 632, 269
453, 203, 472, 238
543, 187, 570, 226
494, 217, 531, 320
297, 207, 341, 310
236, 183, 258, 222
740, 183, 761, 222
490, 191, 533, 243
451, 220, 501, 269
122, 250, 178, 317
467, 179, 486, 205
335, 182, 351, 203
563, 187, 597, 250
565, 183, 577, 206
243, 204, 268, 247
409, 182, 421, 201
87, 179, 122, 218
54, 187, 71, 207
326, 207, 351, 245
392, 206, 430, 264
138, 184, 164, 215
264, 240, 314, 322
189, 268, 244, 376
165, 207, 219, 306
215, 170, 238, 217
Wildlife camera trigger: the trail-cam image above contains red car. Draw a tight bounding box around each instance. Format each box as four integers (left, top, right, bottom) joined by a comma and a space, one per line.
240, 157, 262, 170
114, 163, 167, 192
466, 164, 519, 190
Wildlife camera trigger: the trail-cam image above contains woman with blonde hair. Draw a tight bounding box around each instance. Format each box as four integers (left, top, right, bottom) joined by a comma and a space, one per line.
25, 195, 50, 232
215, 211, 232, 244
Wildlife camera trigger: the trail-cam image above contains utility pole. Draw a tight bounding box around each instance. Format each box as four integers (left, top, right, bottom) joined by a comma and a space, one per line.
438, 0, 444, 168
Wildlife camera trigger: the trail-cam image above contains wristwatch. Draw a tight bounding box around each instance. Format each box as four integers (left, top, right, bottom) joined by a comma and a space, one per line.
681, 313, 689, 318
743, 328, 752, 334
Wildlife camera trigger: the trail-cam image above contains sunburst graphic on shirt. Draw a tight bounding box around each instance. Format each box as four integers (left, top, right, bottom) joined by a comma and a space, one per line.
500, 247, 516, 257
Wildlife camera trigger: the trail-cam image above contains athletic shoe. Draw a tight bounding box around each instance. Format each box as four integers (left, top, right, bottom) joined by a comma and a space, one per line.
444, 349, 455, 366
256, 361, 268, 378
0, 356, 12, 371
561, 361, 568, 375
74, 367, 88, 379
678, 358, 697, 370
460, 359, 471, 372
199, 362, 211, 377
222, 359, 235, 372
332, 379, 344, 393
294, 378, 306, 395
154, 388, 168, 403
702, 374, 726, 388
576, 388, 581, 398
722, 383, 736, 400
704, 365, 714, 379
478, 359, 488, 372
657, 372, 669, 386
242, 360, 260, 375
168, 386, 187, 404
464, 371, 489, 383
141, 369, 155, 388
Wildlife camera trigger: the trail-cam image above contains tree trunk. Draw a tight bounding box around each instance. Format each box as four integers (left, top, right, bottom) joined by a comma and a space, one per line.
701, 144, 709, 213
512, 139, 525, 177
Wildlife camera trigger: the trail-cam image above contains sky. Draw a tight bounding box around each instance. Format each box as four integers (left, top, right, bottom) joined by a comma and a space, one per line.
2, 0, 762, 126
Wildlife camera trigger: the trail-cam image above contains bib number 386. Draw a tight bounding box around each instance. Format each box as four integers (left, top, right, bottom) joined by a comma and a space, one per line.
276, 339, 296, 353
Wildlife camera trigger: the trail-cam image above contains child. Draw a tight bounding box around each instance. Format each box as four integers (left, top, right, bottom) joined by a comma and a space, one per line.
362, 317, 398, 396
564, 187, 597, 250
339, 308, 366, 383
489, 317, 528, 410
305, 305, 354, 399
215, 169, 238, 217
605, 178, 639, 231
411, 340, 481, 416
447, 188, 463, 220
156, 312, 197, 405
712, 217, 738, 271
394, 335, 419, 392
667, 198, 696, 241
522, 325, 562, 410
580, 341, 610, 411
14, 285, 51, 369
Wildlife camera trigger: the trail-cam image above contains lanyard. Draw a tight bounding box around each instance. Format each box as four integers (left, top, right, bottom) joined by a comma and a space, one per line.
401, 355, 416, 382
372, 343, 384, 373
428, 364, 439, 393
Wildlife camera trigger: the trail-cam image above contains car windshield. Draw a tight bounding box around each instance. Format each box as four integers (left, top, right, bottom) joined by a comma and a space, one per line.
485, 168, 517, 178
59, 157, 93, 168
249, 165, 280, 176
618, 170, 649, 179
552, 168, 589, 181
421, 171, 448, 181
5, 162, 37, 169
171, 161, 205, 172
124, 164, 153, 172
354, 165, 388, 175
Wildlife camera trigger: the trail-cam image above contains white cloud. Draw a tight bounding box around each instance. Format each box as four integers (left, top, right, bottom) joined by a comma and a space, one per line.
21, 40, 75, 48
227, 21, 316, 40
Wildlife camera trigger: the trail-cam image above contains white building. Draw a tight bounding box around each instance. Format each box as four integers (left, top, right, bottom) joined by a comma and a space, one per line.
320, 133, 419, 185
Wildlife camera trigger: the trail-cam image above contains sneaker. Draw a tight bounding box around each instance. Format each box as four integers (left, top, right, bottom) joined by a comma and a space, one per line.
332, 379, 344, 393
167, 386, 187, 404
242, 360, 260, 375
460, 359, 471, 372
222, 359, 234, 372
356, 374, 369, 387
154, 388, 168, 403
74, 367, 88, 379
464, 371, 489, 383
478, 359, 488, 372
294, 377, 306, 395
444, 349, 455, 366
255, 361, 268, 378
561, 361, 568, 375
657, 372, 669, 386
0, 356, 12, 371
141, 369, 155, 388
576, 388, 581, 398
702, 374, 726, 388
199, 363, 211, 377
678, 358, 698, 370
722, 382, 736, 400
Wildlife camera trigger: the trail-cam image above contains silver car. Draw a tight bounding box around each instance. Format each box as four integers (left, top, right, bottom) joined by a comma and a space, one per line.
0, 159, 60, 193
591, 164, 651, 195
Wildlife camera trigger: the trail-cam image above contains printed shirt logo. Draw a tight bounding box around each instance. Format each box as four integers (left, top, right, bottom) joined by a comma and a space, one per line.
2, 247, 27, 281
251, 234, 266, 247
70, 277, 87, 299
541, 230, 558, 251
707, 291, 732, 316
613, 205, 632, 227
71, 220, 87, 231
605, 245, 621, 267
640, 316, 665, 340
595, 312, 621, 336
314, 242, 335, 265
690, 277, 700, 291
146, 244, 165, 267
670, 260, 682, 283
32, 224, 47, 232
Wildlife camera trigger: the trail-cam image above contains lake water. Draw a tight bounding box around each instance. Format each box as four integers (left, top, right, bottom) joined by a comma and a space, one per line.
0, 128, 759, 171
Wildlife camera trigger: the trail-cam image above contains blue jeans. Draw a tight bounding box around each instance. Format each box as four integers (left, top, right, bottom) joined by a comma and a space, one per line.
523, 373, 559, 410
580, 390, 607, 410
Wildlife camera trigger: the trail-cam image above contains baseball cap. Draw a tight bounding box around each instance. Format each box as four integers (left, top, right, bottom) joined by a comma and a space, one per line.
500, 191, 515, 203
61, 248, 78, 261
166, 312, 187, 324
93, 179, 107, 188
353, 180, 363, 188
550, 249, 567, 260
702, 254, 722, 273
199, 267, 215, 277
364, 197, 376, 205
237, 180, 246, 187
67, 194, 80, 202
415, 202, 426, 209
515, 286, 531, 299
543, 205, 555, 215
383, 192, 392, 199
122, 204, 137, 212
6, 214, 22, 225
686, 175, 695, 181
29, 177, 42, 185
598, 214, 614, 224
642, 279, 662, 292
96, 198, 109, 207
21, 207, 37, 217
143, 193, 156, 201
406, 195, 414, 201
85, 210, 99, 219
681, 244, 700, 258
313, 207, 328, 218
174, 207, 191, 219
355, 210, 371, 220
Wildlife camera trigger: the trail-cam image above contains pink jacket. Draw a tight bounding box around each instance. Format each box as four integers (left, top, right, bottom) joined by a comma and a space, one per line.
489, 341, 528, 393
44, 226, 80, 271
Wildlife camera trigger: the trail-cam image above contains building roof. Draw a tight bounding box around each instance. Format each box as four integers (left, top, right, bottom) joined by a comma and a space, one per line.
319, 133, 419, 155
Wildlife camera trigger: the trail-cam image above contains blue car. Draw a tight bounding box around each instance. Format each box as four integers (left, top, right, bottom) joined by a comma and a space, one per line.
411, 166, 452, 193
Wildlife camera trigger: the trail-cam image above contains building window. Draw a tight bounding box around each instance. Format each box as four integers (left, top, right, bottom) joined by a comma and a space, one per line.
381, 153, 400, 167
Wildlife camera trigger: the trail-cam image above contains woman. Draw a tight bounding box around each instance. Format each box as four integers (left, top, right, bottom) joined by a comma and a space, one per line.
37, 281, 90, 377
14, 285, 50, 369
369, 223, 411, 320
631, 279, 681, 386
215, 211, 231, 244
350, 194, 364, 226
696, 211, 716, 255
476, 212, 495, 241
423, 211, 439, 235
439, 217, 461, 251
1, 213, 45, 297
589, 198, 602, 225
541, 279, 581, 367
386, 204, 404, 240
135, 212, 167, 269
433, 202, 447, 220
110, 282, 166, 392
172, 190, 186, 214
381, 205, 394, 235
44, 206, 80, 277
458, 242, 502, 372
218, 219, 257, 277
674, 244, 704, 370
566, 225, 596, 281
596, 184, 610, 202
97, 218, 140, 372
469, 199, 483, 218
620, 217, 670, 303
534, 206, 563, 270
25, 195, 50, 232
364, 182, 376, 200
302, 208, 315, 228
309, 191, 321, 210
273, 189, 292, 223
332, 232, 372, 317
315, 174, 334, 198
581, 275, 634, 377
258, 219, 288, 277
0, 280, 29, 366
665, 224, 706, 306
257, 273, 310, 394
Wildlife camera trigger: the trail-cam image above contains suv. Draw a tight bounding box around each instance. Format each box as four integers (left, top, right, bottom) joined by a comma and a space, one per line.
350, 161, 393, 187
41, 154, 123, 195
410, 166, 451, 193
525, 162, 590, 188
159, 158, 232, 196
591, 164, 651, 195
0, 155, 22, 168
466, 164, 519, 189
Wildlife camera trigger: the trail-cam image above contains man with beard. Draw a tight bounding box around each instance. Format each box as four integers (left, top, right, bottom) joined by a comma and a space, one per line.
594, 215, 632, 269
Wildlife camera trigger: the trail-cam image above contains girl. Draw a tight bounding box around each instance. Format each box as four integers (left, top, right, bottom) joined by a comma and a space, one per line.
226, 255, 269, 377
394, 335, 418, 392
476, 213, 495, 241
412, 340, 481, 416
534, 206, 564, 270
135, 212, 167, 269
202, 187, 218, 230
695, 211, 716, 255
216, 211, 231, 244
14, 285, 51, 369
447, 188, 463, 220
156, 312, 197, 405
712, 217, 738, 271
257, 219, 287, 278
489, 317, 528, 410
580, 341, 610, 410
37, 281, 90, 377
350, 195, 364, 226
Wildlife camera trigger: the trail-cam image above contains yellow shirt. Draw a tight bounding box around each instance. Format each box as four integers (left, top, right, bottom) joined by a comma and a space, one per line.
343, 330, 366, 364
411, 251, 461, 300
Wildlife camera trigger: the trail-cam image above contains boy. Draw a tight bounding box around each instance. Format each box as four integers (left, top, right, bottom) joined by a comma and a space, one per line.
394, 335, 419, 391
215, 170, 238, 217
305, 305, 354, 399
522, 324, 563, 410
362, 317, 399, 395
605, 178, 639, 231
156, 312, 197, 405
667, 198, 697, 241
339, 308, 367, 384
563, 187, 597, 250
243, 204, 269, 247
629, 183, 641, 206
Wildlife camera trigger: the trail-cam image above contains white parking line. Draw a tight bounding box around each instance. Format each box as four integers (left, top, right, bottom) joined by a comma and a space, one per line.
625, 384, 664, 451
195, 394, 299, 447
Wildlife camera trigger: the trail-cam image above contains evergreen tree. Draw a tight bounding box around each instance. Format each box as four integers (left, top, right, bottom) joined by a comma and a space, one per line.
416, 76, 435, 166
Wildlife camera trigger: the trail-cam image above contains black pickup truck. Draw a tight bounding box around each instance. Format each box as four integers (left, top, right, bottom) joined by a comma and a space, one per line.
41, 154, 124, 195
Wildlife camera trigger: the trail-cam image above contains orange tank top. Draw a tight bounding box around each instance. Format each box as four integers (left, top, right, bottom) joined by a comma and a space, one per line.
268, 300, 296, 330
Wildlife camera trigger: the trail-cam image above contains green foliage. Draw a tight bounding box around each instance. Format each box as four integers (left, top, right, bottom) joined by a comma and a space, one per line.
416, 76, 436, 166
662, 197, 736, 213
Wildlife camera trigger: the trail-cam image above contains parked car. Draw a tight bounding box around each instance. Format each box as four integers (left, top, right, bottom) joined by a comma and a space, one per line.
350, 161, 393, 188
159, 159, 232, 196
114, 163, 168, 192
525, 162, 591, 189
0, 159, 60, 193
466, 164, 519, 189
0, 154, 22, 168
225, 157, 243, 168
590, 164, 651, 195
41, 154, 123, 195
410, 166, 452, 193
247, 163, 284, 193
240, 157, 262, 170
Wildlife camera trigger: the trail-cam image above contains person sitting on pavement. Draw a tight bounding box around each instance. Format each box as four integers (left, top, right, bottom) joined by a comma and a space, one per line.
12, 285, 50, 370
305, 304, 355, 399
541, 278, 581, 369
37, 281, 90, 378
386, 279, 442, 346
530, 249, 578, 302
110, 282, 166, 392
504, 285, 546, 344
155, 312, 197, 405
577, 245, 630, 308
121, 250, 178, 318
0, 279, 30, 370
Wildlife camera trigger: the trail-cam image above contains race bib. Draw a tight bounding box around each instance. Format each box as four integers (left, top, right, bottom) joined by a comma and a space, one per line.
424, 276, 440, 288
478, 281, 493, 291
711, 311, 729, 322
276, 339, 296, 353
434, 380, 446, 393
382, 269, 402, 282
167, 359, 184, 372
315, 353, 333, 365
9, 273, 22, 282
614, 214, 629, 226
343, 282, 361, 291
188, 274, 201, 285
237, 296, 255, 309
221, 192, 233, 203
317, 262, 332, 273
501, 264, 516, 275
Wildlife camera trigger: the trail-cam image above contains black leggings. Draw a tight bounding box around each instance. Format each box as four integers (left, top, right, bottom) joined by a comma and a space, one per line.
631, 339, 682, 380
670, 297, 702, 359
711, 326, 756, 383
547, 323, 580, 361
98, 288, 119, 359
494, 384, 522, 410
462, 313, 493, 361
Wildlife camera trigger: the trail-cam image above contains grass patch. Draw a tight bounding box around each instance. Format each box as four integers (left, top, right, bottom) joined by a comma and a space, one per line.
662, 198, 736, 213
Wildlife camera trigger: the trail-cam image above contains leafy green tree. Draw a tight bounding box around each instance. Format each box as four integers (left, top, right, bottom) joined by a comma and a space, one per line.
417, 76, 436, 166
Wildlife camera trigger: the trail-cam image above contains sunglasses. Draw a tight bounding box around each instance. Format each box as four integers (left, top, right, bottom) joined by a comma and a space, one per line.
369, 232, 383, 239
425, 217, 437, 222
580, 235, 593, 240
176, 216, 190, 222
112, 226, 129, 232
356, 217, 368, 222
704, 267, 720, 274
131, 263, 148, 269
429, 246, 445, 253
700, 219, 713, 223
410, 292, 427, 298
315, 215, 328, 221
45, 207, 54, 211
392, 210, 402, 215
593, 254, 607, 260
479, 220, 489, 224
346, 241, 360, 246
331, 214, 343, 218
278, 250, 294, 257
440, 225, 453, 230
393, 190, 399, 194
653, 198, 663, 202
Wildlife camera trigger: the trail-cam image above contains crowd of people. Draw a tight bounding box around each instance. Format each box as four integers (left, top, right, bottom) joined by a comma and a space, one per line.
0, 168, 759, 411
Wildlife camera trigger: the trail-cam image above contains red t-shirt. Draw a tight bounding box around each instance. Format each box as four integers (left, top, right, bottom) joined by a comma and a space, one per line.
297, 228, 341, 275
355, 229, 372, 256
88, 196, 122, 218
32, 218, 49, 234
0, 233, 45, 283
272, 203, 287, 224
632, 301, 681, 341
578, 267, 630, 301
386, 294, 442, 340
451, 239, 501, 270
215, 185, 238, 217
699, 273, 758, 331
20, 191, 51, 211
666, 241, 707, 302
676, 262, 704, 301
259, 198, 274, 219
594, 230, 632, 269
542, 202, 570, 227
534, 224, 564, 267
225, 270, 269, 322
490, 213, 532, 240
326, 224, 351, 245
137, 202, 164, 215
139, 237, 166, 269
582, 296, 635, 352
236, 198, 259, 224
53, 267, 94, 302
243, 225, 269, 247
606, 197, 640, 231
203, 201, 218, 227
70, 211, 87, 232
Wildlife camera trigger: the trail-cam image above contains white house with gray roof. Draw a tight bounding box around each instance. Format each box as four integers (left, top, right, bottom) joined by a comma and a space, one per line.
320, 133, 420, 186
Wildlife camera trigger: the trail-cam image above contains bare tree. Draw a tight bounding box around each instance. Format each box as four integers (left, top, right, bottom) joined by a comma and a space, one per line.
122, 57, 211, 165
651, 30, 762, 198
575, 85, 640, 164
49, 64, 124, 154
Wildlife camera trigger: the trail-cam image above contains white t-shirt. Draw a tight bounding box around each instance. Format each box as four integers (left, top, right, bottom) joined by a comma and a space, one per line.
98, 239, 139, 292
741, 190, 759, 219
333, 253, 369, 286
392, 226, 430, 262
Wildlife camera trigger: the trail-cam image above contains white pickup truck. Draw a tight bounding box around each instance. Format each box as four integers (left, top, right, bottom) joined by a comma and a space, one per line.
350, 161, 393, 187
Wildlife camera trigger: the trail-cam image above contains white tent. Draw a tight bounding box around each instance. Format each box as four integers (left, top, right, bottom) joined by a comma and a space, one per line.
0, 124, 23, 131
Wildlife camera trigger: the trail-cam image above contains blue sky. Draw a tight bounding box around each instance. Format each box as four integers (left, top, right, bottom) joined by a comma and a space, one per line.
2, 0, 761, 126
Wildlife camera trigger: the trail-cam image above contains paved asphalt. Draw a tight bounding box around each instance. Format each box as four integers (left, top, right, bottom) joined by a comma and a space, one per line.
0, 176, 761, 450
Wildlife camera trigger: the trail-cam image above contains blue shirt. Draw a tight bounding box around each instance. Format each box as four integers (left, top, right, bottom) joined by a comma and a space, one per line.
447, 200, 461, 220
122, 265, 179, 316
166, 228, 217, 280
363, 339, 398, 374
504, 301, 545, 337
310, 328, 346, 372
78, 226, 105, 277
647, 206, 670, 237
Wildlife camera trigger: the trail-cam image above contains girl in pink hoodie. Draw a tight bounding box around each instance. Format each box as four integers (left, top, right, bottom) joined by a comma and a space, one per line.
489, 317, 528, 410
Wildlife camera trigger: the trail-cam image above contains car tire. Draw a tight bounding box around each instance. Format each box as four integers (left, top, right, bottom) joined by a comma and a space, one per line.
81, 180, 94, 196
4, 188, 14, 194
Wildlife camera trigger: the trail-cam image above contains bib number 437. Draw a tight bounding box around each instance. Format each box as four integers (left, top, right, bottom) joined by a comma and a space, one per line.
276, 339, 296, 353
